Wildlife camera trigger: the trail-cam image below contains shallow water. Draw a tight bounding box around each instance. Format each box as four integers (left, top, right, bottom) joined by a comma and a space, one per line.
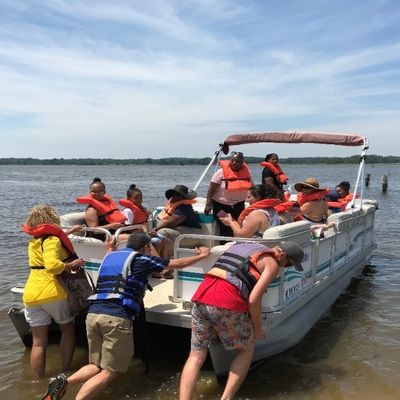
0, 163, 399, 399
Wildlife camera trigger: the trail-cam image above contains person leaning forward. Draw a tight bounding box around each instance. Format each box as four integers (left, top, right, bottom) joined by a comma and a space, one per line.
179, 241, 304, 400
41, 232, 210, 400
204, 152, 253, 238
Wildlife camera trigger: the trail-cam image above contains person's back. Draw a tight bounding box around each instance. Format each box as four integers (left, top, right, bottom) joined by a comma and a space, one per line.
294, 177, 329, 223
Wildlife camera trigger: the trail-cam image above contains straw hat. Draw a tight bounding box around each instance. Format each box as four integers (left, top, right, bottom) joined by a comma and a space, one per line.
294, 177, 324, 192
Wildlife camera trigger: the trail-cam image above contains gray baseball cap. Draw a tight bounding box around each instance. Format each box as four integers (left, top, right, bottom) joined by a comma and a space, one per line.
280, 241, 304, 271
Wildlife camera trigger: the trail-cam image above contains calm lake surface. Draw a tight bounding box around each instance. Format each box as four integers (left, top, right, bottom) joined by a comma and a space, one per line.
0, 163, 399, 399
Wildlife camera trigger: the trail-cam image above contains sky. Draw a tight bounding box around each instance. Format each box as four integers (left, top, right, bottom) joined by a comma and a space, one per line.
1, 0, 399, 159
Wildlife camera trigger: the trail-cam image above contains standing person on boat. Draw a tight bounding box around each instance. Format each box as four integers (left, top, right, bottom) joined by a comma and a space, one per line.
22, 205, 85, 379
260, 153, 288, 199
179, 241, 304, 400
294, 177, 330, 223
151, 184, 201, 261
76, 177, 126, 237
218, 184, 281, 238
41, 232, 210, 400
204, 151, 253, 238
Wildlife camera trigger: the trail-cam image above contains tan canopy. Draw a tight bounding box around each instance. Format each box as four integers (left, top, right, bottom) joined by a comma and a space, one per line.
222, 131, 365, 147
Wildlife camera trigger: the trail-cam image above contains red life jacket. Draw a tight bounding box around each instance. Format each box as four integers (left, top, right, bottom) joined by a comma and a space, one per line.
218, 160, 252, 192
260, 162, 289, 184
158, 198, 197, 221
297, 189, 330, 206
118, 199, 149, 224
76, 194, 127, 224
327, 193, 357, 210
238, 198, 281, 224
22, 223, 77, 260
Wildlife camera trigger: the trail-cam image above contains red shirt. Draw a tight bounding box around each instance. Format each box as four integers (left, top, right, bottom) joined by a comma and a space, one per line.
191, 274, 248, 312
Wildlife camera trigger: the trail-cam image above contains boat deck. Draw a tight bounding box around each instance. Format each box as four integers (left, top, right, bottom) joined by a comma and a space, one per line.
144, 276, 192, 329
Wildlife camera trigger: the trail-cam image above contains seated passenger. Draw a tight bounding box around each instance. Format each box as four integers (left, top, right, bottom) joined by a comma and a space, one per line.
76, 177, 126, 239
218, 184, 281, 238
275, 201, 302, 224
119, 184, 151, 227
294, 177, 330, 223
326, 181, 355, 212
119, 184, 164, 246
151, 185, 201, 259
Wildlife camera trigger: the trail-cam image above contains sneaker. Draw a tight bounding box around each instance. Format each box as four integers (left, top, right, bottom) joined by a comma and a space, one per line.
41, 373, 68, 400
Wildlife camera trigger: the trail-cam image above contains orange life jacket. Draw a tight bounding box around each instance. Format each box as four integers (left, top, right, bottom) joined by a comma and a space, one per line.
297, 189, 330, 206
76, 194, 127, 224
22, 223, 77, 260
327, 193, 357, 210
158, 198, 197, 221
260, 162, 289, 184
238, 198, 281, 224
118, 199, 149, 224
218, 160, 252, 192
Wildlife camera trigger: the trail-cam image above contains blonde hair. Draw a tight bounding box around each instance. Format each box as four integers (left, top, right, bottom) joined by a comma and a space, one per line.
25, 205, 61, 228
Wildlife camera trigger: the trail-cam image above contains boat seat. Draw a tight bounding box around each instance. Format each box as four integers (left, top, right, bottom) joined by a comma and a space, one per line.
60, 212, 86, 227
327, 208, 362, 231
262, 220, 311, 240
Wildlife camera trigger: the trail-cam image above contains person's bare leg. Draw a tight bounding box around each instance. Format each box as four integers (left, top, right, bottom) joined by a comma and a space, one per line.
179, 349, 208, 400
75, 369, 118, 400
59, 321, 75, 372
220, 343, 255, 400
30, 325, 49, 379
67, 363, 101, 385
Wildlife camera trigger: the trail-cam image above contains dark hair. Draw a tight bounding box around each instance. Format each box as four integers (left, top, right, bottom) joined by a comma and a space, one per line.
231, 151, 244, 158
126, 184, 142, 198
127, 232, 151, 250
265, 153, 278, 162
249, 184, 278, 200
337, 181, 350, 191
90, 177, 105, 191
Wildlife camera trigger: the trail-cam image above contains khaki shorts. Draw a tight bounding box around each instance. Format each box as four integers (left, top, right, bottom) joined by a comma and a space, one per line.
86, 313, 134, 373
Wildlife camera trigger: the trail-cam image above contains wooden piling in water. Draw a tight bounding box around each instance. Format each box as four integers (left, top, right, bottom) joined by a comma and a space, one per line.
382, 175, 388, 193
365, 173, 371, 187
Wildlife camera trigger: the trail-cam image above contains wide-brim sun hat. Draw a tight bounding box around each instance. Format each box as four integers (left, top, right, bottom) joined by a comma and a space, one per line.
165, 184, 197, 200
280, 241, 305, 271
294, 177, 324, 192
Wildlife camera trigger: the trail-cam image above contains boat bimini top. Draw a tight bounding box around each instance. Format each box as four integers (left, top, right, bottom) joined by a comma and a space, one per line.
193, 131, 369, 210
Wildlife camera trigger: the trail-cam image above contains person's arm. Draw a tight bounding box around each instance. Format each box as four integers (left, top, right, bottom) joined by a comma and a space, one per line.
85, 206, 124, 231
248, 257, 279, 339
219, 211, 263, 238
168, 246, 210, 269
204, 181, 220, 215
63, 224, 84, 235
154, 213, 186, 231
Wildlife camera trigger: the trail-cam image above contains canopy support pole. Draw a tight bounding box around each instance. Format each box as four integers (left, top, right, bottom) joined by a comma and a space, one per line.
193, 146, 222, 191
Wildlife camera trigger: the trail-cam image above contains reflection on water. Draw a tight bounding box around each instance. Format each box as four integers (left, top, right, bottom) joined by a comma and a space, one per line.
0, 164, 399, 399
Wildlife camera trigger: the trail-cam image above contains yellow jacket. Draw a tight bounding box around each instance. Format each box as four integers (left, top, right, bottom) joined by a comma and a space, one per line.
23, 236, 68, 307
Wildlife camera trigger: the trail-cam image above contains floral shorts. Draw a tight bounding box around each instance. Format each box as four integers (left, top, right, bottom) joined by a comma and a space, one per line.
191, 302, 254, 351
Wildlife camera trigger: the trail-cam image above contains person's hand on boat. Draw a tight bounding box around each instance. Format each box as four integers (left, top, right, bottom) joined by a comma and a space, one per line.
63, 224, 85, 235
204, 204, 212, 215
254, 327, 266, 340
65, 257, 86, 271
195, 246, 211, 258
105, 236, 118, 252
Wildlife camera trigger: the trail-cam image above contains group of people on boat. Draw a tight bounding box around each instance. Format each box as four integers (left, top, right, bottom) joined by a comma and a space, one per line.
21, 151, 358, 400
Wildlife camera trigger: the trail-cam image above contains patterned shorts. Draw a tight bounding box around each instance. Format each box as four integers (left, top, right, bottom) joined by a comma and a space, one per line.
191, 302, 254, 351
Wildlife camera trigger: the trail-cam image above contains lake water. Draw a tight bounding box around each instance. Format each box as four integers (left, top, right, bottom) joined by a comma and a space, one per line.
0, 163, 399, 399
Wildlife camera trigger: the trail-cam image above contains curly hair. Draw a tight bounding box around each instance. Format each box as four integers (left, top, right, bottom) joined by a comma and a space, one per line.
24, 205, 61, 228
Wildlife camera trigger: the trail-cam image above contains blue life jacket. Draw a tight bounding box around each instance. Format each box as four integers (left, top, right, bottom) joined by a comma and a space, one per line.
214, 243, 272, 299
88, 248, 145, 316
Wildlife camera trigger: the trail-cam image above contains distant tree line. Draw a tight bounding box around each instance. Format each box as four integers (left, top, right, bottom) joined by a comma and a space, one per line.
0, 155, 398, 165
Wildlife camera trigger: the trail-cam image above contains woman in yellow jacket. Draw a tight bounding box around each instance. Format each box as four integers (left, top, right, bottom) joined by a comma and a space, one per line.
22, 205, 85, 379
